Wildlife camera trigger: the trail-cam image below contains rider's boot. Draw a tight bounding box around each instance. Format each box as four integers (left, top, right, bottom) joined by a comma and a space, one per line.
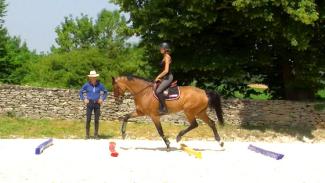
157, 92, 168, 115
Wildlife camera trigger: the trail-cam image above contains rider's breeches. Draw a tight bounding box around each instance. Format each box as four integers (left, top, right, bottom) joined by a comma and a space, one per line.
156, 74, 173, 94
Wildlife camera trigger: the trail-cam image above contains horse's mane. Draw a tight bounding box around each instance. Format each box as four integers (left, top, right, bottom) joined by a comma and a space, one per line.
120, 74, 153, 83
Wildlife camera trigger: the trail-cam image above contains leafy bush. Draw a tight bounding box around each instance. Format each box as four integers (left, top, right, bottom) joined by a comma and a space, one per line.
21, 47, 150, 89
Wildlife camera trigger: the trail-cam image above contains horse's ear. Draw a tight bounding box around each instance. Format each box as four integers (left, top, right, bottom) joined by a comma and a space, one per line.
112, 77, 115, 84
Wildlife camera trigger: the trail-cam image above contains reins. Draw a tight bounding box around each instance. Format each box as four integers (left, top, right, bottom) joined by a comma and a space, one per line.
132, 83, 154, 96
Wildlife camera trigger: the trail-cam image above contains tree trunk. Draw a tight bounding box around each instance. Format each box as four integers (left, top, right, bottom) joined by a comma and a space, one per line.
281, 62, 315, 101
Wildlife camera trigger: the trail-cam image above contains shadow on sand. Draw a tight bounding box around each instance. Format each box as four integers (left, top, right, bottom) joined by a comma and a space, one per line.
120, 146, 225, 152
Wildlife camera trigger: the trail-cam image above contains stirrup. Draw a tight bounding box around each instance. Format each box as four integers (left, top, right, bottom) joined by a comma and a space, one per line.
158, 108, 168, 115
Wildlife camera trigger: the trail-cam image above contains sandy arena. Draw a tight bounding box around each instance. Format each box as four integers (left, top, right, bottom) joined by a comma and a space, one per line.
0, 139, 324, 183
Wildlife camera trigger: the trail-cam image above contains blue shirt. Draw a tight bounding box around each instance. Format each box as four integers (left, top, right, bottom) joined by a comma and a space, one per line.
79, 81, 108, 101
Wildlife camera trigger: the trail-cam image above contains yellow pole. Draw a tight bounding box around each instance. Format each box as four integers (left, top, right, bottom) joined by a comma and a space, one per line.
180, 144, 202, 159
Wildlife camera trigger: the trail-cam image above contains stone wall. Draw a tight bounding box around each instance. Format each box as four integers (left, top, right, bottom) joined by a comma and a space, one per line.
0, 84, 324, 128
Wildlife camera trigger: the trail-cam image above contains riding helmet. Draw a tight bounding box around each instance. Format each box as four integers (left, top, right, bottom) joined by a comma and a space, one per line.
159, 42, 170, 50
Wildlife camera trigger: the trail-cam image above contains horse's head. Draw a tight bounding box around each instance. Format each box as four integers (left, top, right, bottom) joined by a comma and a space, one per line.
112, 77, 127, 98
112, 75, 153, 99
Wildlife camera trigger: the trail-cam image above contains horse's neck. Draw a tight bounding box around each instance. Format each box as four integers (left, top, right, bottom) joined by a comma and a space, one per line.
125, 80, 151, 95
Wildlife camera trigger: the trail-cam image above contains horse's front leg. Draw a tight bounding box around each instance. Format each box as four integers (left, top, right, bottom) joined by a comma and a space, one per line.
150, 115, 170, 151
120, 111, 142, 139
120, 114, 130, 139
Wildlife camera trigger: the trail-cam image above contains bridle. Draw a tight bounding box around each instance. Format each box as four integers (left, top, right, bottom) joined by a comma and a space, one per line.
114, 82, 154, 98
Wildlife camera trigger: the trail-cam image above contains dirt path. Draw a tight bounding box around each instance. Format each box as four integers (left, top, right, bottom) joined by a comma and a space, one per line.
0, 139, 324, 183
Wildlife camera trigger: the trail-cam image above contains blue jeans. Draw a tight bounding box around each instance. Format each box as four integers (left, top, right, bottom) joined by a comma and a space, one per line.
86, 100, 100, 136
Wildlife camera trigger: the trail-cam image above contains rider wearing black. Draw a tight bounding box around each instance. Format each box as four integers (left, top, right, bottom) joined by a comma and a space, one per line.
155, 42, 173, 115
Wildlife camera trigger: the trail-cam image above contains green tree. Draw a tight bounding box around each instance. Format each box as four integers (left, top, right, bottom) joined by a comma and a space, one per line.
52, 10, 131, 53
232, 0, 325, 99
0, 0, 35, 84
5, 37, 37, 84
0, 0, 6, 37
22, 47, 150, 89
21, 9, 151, 88
0, 0, 8, 81
112, 0, 325, 100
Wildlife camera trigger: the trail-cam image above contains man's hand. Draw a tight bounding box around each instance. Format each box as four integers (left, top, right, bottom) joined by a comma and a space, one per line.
98, 99, 103, 105
84, 99, 89, 105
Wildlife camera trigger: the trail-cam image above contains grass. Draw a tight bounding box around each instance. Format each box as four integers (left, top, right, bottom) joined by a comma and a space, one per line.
317, 89, 325, 99
1, 116, 325, 142
234, 88, 271, 100
0, 117, 118, 139
249, 91, 272, 100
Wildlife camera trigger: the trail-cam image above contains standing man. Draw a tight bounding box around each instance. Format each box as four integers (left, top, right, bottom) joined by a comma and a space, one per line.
79, 70, 108, 139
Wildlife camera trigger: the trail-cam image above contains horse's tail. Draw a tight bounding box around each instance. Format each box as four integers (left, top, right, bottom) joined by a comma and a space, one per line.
205, 90, 224, 126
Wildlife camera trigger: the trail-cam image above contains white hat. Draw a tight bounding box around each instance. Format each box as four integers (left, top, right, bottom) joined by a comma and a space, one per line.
88, 70, 99, 77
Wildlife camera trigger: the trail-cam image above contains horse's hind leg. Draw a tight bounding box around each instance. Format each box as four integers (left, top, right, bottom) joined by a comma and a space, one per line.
176, 112, 198, 142
197, 111, 224, 147
150, 115, 170, 150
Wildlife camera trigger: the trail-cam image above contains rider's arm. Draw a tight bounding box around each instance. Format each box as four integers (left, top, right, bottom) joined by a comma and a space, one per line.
155, 55, 171, 81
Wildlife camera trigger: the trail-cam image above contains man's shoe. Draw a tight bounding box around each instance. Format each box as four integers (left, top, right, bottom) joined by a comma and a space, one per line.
85, 135, 90, 140
94, 134, 100, 140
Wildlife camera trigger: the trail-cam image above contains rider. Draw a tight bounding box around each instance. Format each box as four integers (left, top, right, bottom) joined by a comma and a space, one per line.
155, 42, 173, 115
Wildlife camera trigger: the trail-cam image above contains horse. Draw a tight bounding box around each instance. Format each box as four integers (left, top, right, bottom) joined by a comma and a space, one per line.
112, 75, 224, 150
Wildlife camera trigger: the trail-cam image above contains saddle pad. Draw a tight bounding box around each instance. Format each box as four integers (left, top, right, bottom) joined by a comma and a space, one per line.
153, 86, 180, 101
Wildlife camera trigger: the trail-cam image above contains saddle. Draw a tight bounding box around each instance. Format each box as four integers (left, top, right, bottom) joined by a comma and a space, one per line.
153, 80, 180, 101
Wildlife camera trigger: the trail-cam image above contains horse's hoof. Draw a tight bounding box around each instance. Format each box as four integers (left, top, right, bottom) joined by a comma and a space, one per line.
165, 142, 171, 152
176, 135, 182, 143
219, 141, 224, 147
122, 133, 127, 140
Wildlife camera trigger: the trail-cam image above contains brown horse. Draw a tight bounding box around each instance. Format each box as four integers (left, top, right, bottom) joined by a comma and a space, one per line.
112, 75, 224, 150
